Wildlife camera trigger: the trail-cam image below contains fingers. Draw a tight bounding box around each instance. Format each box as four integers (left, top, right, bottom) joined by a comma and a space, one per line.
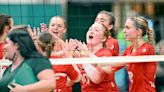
27, 26, 40, 40
33, 27, 37, 36
64, 39, 78, 51
40, 22, 47, 31
8, 80, 25, 92
8, 85, 14, 90
55, 73, 67, 77
64, 39, 89, 58
55, 73, 67, 80
8, 80, 16, 90
27, 25, 33, 34
11, 81, 18, 87
69, 39, 78, 51
37, 27, 40, 36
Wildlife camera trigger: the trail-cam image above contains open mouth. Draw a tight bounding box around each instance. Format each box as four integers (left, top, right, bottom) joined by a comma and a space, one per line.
89, 35, 93, 39
53, 32, 58, 35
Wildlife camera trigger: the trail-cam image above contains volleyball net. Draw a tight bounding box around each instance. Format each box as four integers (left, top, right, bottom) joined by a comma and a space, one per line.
0, 55, 164, 66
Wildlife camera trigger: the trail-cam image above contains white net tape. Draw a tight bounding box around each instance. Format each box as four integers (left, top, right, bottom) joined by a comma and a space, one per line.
0, 55, 164, 65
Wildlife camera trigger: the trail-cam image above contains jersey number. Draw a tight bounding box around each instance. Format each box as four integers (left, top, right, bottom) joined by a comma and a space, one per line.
128, 71, 133, 83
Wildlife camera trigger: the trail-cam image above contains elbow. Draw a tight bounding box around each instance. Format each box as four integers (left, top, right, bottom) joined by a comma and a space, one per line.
48, 79, 56, 91
66, 74, 82, 87
89, 71, 105, 84
66, 75, 81, 87
51, 79, 56, 89
101, 66, 115, 74
92, 79, 102, 84
73, 74, 82, 83
45, 74, 56, 90
48, 82, 55, 92
90, 75, 102, 84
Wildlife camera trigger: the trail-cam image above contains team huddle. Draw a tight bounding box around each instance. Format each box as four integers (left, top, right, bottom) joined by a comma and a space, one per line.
0, 10, 156, 92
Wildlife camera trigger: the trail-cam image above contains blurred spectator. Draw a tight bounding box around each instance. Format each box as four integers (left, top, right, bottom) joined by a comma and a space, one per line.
155, 39, 164, 92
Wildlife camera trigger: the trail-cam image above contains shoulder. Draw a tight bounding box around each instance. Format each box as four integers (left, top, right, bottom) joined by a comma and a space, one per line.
25, 58, 52, 75
121, 45, 133, 56
26, 57, 51, 67
95, 48, 112, 57
27, 57, 50, 63
106, 37, 119, 50
141, 43, 154, 49
125, 45, 133, 51
106, 37, 119, 45
137, 43, 155, 55
0, 42, 3, 46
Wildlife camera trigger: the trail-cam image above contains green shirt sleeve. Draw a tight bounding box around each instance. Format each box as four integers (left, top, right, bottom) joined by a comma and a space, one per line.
26, 58, 52, 76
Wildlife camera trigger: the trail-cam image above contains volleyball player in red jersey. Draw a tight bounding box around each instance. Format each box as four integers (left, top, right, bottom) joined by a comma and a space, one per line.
48, 16, 66, 58
36, 30, 81, 92
95, 10, 119, 56
0, 14, 14, 59
123, 16, 156, 92
29, 16, 80, 92
73, 22, 118, 92
99, 16, 157, 92
47, 16, 81, 92
95, 10, 119, 91
51, 39, 81, 92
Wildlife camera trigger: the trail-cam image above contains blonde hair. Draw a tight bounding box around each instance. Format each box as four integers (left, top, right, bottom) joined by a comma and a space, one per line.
101, 23, 109, 47
49, 16, 67, 28
129, 16, 155, 45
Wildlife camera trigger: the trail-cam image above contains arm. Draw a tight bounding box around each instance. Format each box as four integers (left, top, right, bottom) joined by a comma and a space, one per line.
96, 47, 128, 74
83, 64, 106, 84
51, 50, 67, 58
10, 69, 55, 92
66, 64, 81, 87
97, 64, 125, 74
71, 64, 81, 82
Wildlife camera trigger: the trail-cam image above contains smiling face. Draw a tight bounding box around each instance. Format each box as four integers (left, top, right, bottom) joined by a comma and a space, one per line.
86, 23, 106, 46
48, 16, 66, 38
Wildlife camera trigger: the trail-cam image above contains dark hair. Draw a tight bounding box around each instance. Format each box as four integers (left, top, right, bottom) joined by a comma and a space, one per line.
38, 31, 55, 57
98, 10, 115, 37
7, 28, 44, 59
0, 14, 11, 36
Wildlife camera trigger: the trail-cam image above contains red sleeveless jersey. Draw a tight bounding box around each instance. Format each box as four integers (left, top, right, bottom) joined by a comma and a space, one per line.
122, 43, 157, 92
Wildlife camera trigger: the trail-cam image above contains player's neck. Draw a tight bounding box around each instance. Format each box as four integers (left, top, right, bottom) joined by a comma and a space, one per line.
0, 33, 7, 42
88, 44, 103, 54
133, 39, 145, 49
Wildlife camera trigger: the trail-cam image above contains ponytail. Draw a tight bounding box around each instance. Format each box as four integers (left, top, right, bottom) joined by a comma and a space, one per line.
101, 23, 109, 47
45, 44, 52, 57
147, 28, 155, 45
130, 16, 155, 45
